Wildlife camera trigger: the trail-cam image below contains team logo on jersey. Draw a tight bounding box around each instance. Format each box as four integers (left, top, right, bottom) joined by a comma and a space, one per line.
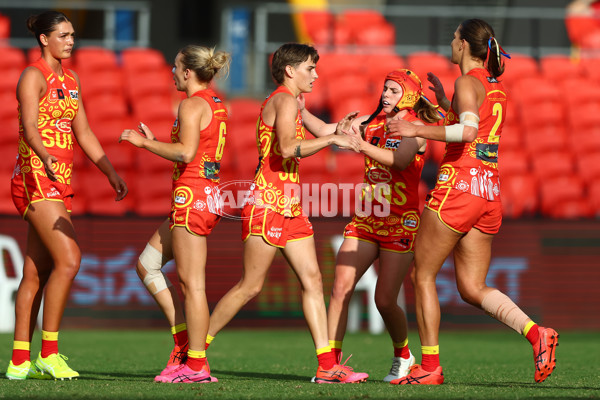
69, 90, 78, 100
212, 96, 222, 103
49, 89, 64, 102
57, 89, 65, 99
55, 118, 71, 133
487, 76, 499, 83
370, 137, 381, 146
367, 168, 392, 184
384, 139, 401, 149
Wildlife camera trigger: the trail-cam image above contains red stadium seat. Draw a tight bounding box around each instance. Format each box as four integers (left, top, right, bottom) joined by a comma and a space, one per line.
300, 10, 335, 46
539, 54, 584, 80
425, 140, 446, 165
0, 68, 22, 94
588, 178, 600, 216
511, 77, 561, 107
131, 95, 176, 124
353, 23, 395, 48
531, 151, 575, 179
228, 97, 261, 124
73, 46, 119, 74
121, 47, 168, 75
329, 95, 377, 123
500, 174, 539, 218
576, 151, 600, 182
80, 169, 132, 216
539, 174, 586, 217
0, 46, 26, 71
130, 170, 172, 217
500, 122, 521, 153
78, 68, 125, 100
27, 47, 73, 69
333, 150, 364, 186
406, 52, 452, 85
325, 72, 374, 111
548, 198, 594, 219
500, 53, 540, 86
498, 149, 529, 178
316, 52, 364, 81
364, 53, 405, 90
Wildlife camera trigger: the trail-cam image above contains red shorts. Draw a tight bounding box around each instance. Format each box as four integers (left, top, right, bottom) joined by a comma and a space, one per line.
170, 207, 221, 236
11, 173, 74, 218
241, 204, 314, 248
425, 186, 502, 234
343, 215, 417, 253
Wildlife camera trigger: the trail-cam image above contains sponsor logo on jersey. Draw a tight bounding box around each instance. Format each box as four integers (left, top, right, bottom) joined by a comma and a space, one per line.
487, 76, 499, 83
56, 118, 72, 133
367, 168, 392, 183
384, 139, 401, 149
56, 89, 65, 99
370, 137, 381, 146
46, 187, 61, 198
175, 194, 187, 205
69, 90, 78, 100
267, 226, 283, 239
212, 96, 222, 103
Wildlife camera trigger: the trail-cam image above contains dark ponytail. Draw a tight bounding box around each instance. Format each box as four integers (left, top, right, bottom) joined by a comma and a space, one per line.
27, 11, 70, 48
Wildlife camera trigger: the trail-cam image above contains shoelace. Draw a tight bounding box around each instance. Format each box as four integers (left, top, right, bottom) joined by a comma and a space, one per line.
337, 353, 355, 372
53, 354, 72, 371
389, 358, 401, 375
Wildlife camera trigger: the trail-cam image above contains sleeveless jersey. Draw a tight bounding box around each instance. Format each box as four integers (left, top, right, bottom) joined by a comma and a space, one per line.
358, 112, 424, 231
14, 58, 79, 184
171, 88, 227, 215
438, 68, 507, 201
252, 86, 305, 217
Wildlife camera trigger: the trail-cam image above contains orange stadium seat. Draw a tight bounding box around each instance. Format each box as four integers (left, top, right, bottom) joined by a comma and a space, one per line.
539, 54, 584, 80
500, 174, 539, 218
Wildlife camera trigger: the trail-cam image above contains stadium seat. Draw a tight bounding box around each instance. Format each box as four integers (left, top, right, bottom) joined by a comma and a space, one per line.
353, 23, 395, 48
0, 68, 22, 94
228, 119, 257, 154
364, 53, 405, 90
499, 122, 521, 153
299, 10, 336, 46
500, 174, 539, 218
228, 97, 262, 124
325, 72, 374, 112
424, 139, 446, 165
125, 67, 174, 100
531, 151, 575, 179
576, 151, 600, 182
406, 52, 452, 85
78, 68, 125, 100
500, 53, 540, 85
73, 46, 119, 74
130, 170, 172, 217
80, 169, 132, 216
131, 95, 176, 124
316, 52, 364, 81
0, 13, 10, 40
539, 54, 584, 80
511, 77, 561, 107
334, 150, 364, 186
84, 93, 130, 127
548, 198, 594, 219
580, 56, 600, 81
498, 149, 529, 178
588, 178, 600, 216
539, 174, 587, 217
121, 47, 168, 75
0, 46, 26, 71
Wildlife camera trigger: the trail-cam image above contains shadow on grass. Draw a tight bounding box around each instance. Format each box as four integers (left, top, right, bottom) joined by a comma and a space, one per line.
211, 368, 311, 382
460, 381, 599, 391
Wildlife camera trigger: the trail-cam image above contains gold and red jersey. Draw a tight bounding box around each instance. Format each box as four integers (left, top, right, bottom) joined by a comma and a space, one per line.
14, 58, 79, 185
251, 86, 305, 217
171, 88, 227, 216
352, 112, 424, 235
438, 67, 507, 201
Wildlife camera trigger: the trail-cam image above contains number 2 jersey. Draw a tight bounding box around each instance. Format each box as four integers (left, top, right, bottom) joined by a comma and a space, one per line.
437, 67, 507, 201
170, 88, 227, 217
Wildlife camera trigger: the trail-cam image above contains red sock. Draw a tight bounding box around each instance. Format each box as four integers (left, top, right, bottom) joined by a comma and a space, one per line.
317, 350, 336, 370
174, 329, 188, 348
421, 353, 440, 372
12, 349, 30, 365
186, 356, 207, 372
525, 324, 540, 345
395, 344, 410, 359
331, 347, 342, 363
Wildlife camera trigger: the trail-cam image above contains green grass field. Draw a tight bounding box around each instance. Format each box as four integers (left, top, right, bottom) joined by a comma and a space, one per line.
0, 329, 598, 399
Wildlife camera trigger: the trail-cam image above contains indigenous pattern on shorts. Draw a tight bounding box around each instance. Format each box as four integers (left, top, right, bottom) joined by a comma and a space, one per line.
358, 112, 424, 236
13, 58, 79, 185
171, 88, 227, 216
251, 85, 304, 217
439, 67, 507, 201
